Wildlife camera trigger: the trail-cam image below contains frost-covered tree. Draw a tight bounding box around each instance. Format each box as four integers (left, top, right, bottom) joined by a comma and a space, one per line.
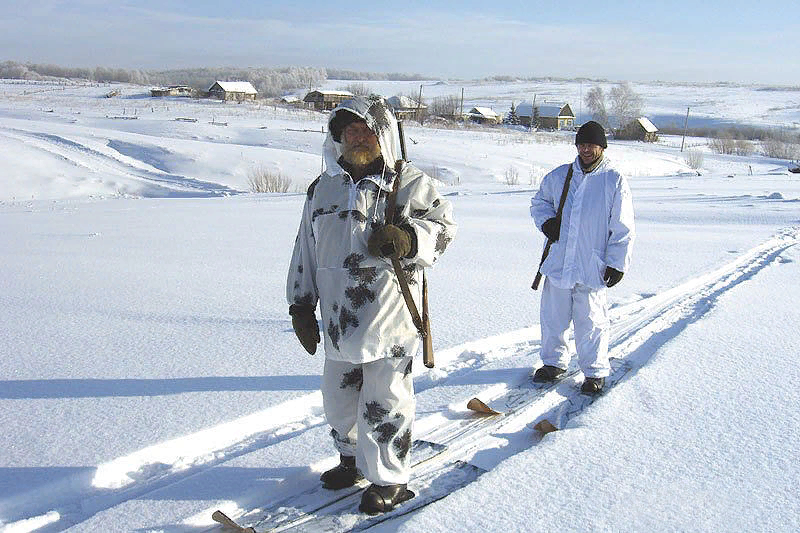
505, 102, 520, 125
584, 85, 609, 128
609, 82, 643, 130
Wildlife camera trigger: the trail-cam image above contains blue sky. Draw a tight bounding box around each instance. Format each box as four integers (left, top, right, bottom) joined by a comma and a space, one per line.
2, 0, 797, 84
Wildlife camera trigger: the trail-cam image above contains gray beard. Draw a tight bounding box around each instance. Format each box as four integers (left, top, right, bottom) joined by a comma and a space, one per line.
342, 144, 381, 167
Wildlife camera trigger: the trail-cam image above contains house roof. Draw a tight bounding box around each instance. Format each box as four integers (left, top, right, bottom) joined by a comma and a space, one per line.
209, 81, 257, 94
388, 95, 425, 110
515, 102, 573, 118
636, 117, 658, 132
468, 107, 499, 118
305, 90, 354, 97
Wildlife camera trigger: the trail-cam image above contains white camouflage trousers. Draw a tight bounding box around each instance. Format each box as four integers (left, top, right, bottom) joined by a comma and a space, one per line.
321, 356, 415, 485
540, 279, 610, 378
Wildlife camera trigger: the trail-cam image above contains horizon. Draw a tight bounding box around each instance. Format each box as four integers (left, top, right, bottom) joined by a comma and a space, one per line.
2, 1, 798, 86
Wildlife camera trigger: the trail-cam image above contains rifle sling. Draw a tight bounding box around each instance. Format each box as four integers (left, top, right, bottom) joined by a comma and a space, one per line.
386, 163, 426, 338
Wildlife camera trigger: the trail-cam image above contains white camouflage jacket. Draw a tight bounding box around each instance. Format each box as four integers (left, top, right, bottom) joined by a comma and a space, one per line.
287, 97, 457, 363
530, 156, 635, 290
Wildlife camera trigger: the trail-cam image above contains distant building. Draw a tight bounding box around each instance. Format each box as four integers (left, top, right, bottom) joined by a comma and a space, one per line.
150, 86, 193, 97
617, 117, 659, 142
515, 102, 575, 130
467, 107, 501, 125
304, 90, 354, 111
387, 95, 427, 121
208, 81, 257, 102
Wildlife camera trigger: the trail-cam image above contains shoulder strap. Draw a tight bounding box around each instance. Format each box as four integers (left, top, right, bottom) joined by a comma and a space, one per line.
555, 164, 573, 220
385, 161, 426, 338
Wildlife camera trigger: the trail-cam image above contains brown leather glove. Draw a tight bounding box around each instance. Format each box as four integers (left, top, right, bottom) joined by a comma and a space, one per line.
367, 224, 413, 258
289, 304, 320, 354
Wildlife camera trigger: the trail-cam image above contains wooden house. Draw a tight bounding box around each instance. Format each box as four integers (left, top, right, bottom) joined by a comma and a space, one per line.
303, 90, 354, 111
515, 102, 575, 130
387, 95, 427, 120
467, 107, 501, 125
617, 117, 659, 142
207, 81, 257, 102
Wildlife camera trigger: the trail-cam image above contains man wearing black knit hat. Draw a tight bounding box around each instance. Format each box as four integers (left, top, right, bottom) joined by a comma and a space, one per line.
529, 121, 635, 394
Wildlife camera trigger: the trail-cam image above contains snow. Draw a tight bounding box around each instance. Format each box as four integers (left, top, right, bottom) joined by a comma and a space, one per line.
1, 78, 799, 532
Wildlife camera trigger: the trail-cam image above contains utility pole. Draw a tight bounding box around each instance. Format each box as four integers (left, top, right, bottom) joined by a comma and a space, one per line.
416, 84, 423, 124
460, 87, 464, 121
681, 106, 690, 152
531, 93, 537, 132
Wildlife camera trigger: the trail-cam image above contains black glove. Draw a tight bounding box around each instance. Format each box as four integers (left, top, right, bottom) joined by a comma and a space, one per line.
289, 304, 320, 354
368, 224, 413, 258
541, 217, 561, 242
604, 267, 624, 288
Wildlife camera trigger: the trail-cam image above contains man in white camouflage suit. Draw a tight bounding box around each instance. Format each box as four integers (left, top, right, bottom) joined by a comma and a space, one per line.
287, 96, 456, 514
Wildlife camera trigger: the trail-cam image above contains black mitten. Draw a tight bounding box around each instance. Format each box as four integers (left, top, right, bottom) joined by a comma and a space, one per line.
289, 305, 320, 354
541, 217, 561, 242
604, 267, 624, 288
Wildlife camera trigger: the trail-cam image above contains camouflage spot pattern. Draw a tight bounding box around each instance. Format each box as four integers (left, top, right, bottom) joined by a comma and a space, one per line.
374, 421, 399, 444
390, 345, 407, 358
403, 359, 413, 378
345, 284, 375, 309
340, 367, 364, 390
327, 319, 340, 350
394, 428, 412, 459
338, 306, 359, 336
364, 400, 390, 425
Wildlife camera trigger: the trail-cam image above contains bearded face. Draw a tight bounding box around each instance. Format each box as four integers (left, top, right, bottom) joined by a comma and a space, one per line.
341, 121, 381, 166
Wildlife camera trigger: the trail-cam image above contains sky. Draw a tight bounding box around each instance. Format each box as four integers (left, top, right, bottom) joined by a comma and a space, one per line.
2, 0, 799, 85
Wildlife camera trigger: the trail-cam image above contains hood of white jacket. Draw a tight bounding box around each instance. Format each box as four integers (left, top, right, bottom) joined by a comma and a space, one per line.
323, 96, 401, 178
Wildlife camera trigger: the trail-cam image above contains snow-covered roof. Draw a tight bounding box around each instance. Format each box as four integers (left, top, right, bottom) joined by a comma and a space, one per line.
388, 95, 424, 109
468, 107, 499, 118
307, 90, 354, 97
637, 117, 658, 132
280, 95, 300, 103
209, 81, 257, 94
515, 102, 572, 118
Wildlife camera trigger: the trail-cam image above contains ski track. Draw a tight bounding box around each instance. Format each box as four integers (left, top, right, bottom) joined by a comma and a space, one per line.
0, 127, 239, 197
4, 227, 798, 533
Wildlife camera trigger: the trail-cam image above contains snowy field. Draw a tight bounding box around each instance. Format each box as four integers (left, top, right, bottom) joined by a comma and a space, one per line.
1, 78, 799, 532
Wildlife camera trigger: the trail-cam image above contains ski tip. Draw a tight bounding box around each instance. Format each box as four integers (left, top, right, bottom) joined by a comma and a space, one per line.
466, 398, 502, 415
211, 510, 255, 532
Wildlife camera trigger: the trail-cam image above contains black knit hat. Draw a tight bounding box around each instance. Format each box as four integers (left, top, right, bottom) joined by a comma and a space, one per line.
575, 120, 607, 149
329, 108, 364, 142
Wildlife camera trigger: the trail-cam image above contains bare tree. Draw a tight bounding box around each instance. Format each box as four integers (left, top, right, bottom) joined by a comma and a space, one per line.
609, 82, 643, 130
584, 86, 609, 128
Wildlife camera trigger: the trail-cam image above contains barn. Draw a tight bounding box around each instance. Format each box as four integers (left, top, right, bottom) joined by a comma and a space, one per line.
467, 107, 501, 125
387, 95, 427, 121
303, 90, 354, 111
207, 81, 257, 102
617, 117, 659, 142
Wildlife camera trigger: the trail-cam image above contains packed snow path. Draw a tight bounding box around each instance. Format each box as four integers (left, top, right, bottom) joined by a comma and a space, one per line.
3, 227, 798, 532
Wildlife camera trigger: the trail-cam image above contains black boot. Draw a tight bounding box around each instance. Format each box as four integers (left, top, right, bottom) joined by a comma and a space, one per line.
532, 365, 566, 383
581, 377, 605, 395
358, 483, 415, 515
320, 454, 363, 490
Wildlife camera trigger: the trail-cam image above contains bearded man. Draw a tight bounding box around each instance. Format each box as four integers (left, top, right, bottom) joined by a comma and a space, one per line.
287, 96, 457, 514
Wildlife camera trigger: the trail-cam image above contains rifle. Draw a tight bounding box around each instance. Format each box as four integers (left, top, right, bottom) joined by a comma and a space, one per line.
532, 165, 573, 290
388, 121, 435, 368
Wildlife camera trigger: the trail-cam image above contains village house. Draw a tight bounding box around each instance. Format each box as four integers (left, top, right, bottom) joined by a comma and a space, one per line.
466, 107, 501, 125
387, 95, 427, 121
303, 90, 354, 111
617, 117, 659, 142
515, 102, 575, 130
207, 81, 258, 102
